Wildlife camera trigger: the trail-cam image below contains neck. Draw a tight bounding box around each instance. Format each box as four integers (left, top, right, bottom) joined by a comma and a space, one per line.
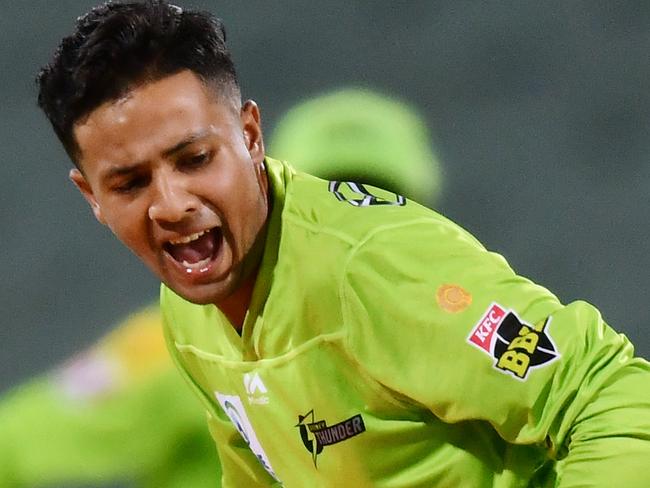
216, 226, 267, 333
218, 178, 271, 333
217, 273, 257, 333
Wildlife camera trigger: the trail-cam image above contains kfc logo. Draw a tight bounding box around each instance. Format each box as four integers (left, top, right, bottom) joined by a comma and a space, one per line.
468, 303, 559, 380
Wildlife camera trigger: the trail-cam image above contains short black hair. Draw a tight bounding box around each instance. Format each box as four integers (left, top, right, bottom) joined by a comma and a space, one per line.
37, 0, 239, 162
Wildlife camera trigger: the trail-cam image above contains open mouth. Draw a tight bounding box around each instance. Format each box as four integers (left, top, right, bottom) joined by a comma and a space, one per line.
163, 227, 223, 272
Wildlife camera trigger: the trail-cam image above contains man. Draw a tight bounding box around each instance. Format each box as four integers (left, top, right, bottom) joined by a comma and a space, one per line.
0, 87, 440, 487
37, 1, 650, 487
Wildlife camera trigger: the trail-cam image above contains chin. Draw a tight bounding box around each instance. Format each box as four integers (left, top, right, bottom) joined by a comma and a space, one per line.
166, 279, 234, 306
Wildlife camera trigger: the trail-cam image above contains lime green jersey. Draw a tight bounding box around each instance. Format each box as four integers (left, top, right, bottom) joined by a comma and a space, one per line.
161, 158, 650, 487
0, 307, 220, 488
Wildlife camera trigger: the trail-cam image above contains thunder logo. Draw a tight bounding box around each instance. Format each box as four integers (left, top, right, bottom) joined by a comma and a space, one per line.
296, 409, 366, 467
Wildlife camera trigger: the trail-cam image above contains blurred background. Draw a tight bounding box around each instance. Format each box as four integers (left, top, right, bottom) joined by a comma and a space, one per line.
1, 0, 649, 392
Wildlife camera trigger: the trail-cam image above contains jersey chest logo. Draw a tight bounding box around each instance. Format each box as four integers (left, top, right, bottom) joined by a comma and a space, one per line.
244, 372, 269, 405
467, 303, 559, 380
295, 409, 366, 467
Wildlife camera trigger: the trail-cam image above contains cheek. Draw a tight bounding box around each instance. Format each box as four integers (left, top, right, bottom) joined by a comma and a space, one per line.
111, 221, 141, 248
232, 169, 267, 218
101, 202, 151, 256
209, 170, 264, 239
238, 178, 269, 244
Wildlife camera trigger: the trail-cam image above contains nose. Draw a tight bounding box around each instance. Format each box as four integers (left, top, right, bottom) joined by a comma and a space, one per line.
148, 173, 198, 223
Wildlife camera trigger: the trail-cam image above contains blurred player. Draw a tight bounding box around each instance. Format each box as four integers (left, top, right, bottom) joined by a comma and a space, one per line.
0, 307, 217, 488
0, 87, 440, 487
270, 87, 441, 206
34, 1, 650, 486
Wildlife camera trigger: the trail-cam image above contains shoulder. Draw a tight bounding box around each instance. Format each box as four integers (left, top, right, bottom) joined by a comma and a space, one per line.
274, 158, 462, 253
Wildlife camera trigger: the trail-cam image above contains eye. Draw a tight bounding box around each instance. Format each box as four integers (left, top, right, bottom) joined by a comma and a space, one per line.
179, 151, 212, 170
113, 175, 149, 194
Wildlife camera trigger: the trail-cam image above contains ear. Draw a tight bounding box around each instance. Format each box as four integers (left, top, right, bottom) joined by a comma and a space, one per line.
69, 168, 106, 225
241, 100, 265, 164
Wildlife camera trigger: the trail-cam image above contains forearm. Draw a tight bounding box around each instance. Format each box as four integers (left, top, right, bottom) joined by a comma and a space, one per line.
555, 358, 650, 487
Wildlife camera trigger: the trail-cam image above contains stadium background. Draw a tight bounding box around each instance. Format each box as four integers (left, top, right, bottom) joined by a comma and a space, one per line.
1, 0, 649, 392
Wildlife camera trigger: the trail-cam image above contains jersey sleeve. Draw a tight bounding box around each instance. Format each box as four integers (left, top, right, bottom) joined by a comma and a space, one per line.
341, 218, 650, 487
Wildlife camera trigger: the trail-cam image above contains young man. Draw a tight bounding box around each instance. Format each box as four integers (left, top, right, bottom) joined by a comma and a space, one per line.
37, 1, 650, 487
0, 87, 441, 488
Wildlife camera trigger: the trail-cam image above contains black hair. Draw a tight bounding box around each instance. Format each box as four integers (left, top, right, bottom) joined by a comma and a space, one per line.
37, 0, 239, 162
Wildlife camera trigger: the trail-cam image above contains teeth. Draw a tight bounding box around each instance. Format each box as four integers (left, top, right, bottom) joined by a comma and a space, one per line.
169, 229, 208, 245
181, 256, 212, 273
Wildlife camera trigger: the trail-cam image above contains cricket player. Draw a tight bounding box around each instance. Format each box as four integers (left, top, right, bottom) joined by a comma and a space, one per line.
35, 1, 650, 486
0, 86, 440, 488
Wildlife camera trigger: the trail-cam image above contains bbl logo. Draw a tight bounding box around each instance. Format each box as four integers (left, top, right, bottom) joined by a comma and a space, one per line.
296, 409, 366, 467
468, 303, 559, 380
328, 181, 406, 207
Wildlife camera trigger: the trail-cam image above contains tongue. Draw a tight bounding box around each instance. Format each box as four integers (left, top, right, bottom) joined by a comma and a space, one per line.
168, 232, 216, 264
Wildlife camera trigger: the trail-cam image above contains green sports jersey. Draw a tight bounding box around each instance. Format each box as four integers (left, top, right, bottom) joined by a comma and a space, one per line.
0, 307, 220, 488
161, 157, 650, 487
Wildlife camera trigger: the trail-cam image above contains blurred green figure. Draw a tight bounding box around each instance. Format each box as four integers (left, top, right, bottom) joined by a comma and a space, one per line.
0, 307, 213, 488
0, 88, 441, 488
271, 88, 441, 205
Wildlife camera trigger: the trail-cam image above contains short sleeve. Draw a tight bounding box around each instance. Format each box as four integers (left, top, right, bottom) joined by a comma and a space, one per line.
342, 219, 650, 486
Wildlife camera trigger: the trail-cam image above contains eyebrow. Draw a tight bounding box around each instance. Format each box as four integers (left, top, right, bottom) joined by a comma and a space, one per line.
162, 129, 212, 158
101, 129, 213, 181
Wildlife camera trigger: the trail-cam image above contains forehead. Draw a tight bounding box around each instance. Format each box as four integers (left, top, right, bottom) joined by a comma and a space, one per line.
74, 71, 239, 169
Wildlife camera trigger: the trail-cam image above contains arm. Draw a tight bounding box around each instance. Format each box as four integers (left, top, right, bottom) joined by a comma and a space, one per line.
342, 218, 650, 486
552, 355, 650, 485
